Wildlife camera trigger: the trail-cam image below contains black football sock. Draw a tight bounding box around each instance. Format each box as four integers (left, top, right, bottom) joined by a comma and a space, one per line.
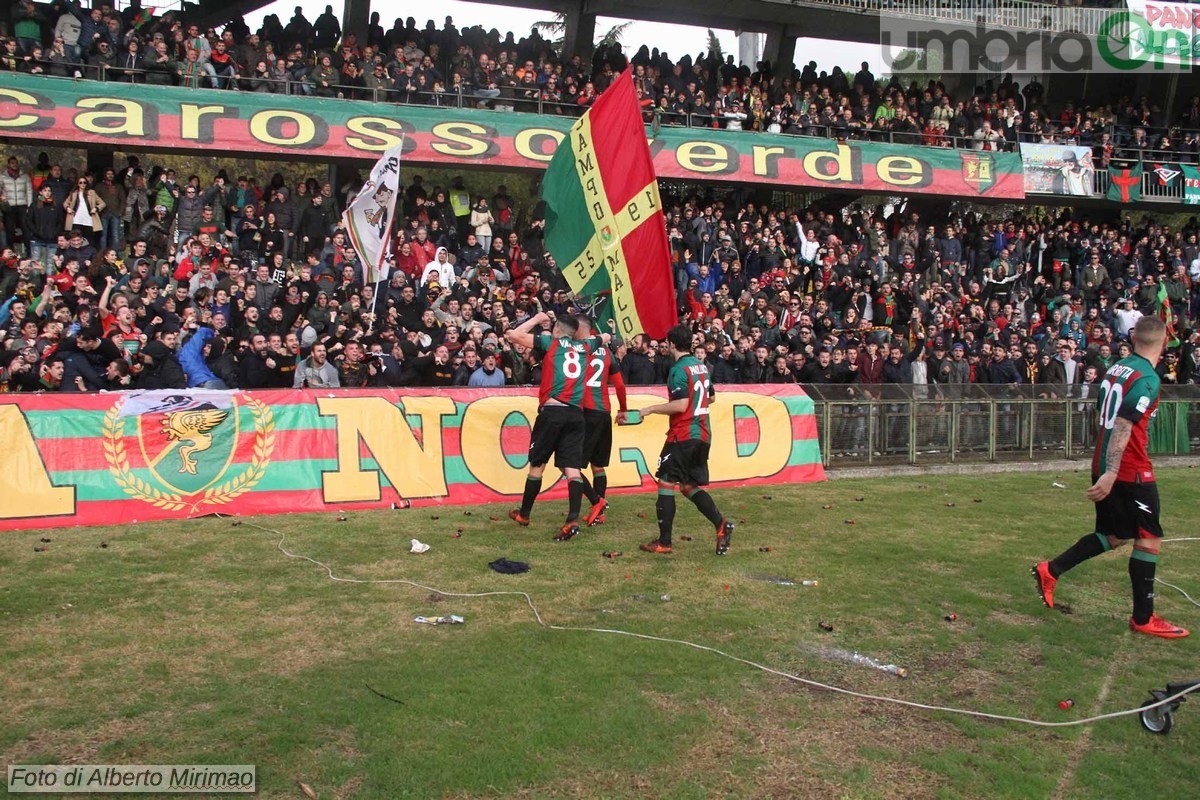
1049, 532, 1109, 578
1129, 550, 1158, 625
593, 468, 607, 499
580, 476, 600, 506
686, 488, 725, 529
519, 476, 542, 518
656, 490, 676, 545
566, 477, 583, 522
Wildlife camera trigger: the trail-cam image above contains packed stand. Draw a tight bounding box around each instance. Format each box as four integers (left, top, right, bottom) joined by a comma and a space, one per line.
1, 2, 1196, 162
1, 149, 1198, 395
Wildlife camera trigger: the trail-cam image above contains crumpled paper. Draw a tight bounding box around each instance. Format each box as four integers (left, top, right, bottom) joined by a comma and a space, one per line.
410, 539, 430, 554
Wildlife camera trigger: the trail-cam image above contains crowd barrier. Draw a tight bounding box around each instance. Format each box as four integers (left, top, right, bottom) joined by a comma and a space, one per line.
803, 383, 1200, 467
0, 385, 824, 531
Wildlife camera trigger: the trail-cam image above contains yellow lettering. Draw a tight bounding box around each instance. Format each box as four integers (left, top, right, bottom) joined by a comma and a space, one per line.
346, 116, 406, 151
675, 141, 729, 174
179, 104, 227, 141
707, 393, 791, 482
431, 121, 490, 157
249, 109, 316, 146
0, 405, 75, 518
74, 97, 145, 136
802, 143, 855, 182
318, 396, 455, 502
876, 156, 925, 187
459, 397, 562, 493
513, 127, 565, 162
752, 145, 786, 177
0, 88, 41, 128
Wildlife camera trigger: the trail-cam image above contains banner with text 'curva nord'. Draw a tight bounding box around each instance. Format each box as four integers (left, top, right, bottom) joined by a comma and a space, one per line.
0, 386, 824, 531
0, 74, 1024, 199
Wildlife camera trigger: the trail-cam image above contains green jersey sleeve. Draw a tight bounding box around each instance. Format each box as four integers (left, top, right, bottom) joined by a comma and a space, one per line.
532, 331, 553, 359
667, 363, 688, 401
1118, 373, 1159, 424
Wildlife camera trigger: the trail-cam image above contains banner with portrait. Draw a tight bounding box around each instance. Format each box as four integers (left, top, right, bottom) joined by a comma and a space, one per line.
1022, 144, 1096, 196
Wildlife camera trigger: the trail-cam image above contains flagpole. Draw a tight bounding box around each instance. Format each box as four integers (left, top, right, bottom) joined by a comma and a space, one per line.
367, 208, 398, 335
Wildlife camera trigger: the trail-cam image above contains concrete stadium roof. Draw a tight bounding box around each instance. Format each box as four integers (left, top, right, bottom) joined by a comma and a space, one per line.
476, 0, 877, 44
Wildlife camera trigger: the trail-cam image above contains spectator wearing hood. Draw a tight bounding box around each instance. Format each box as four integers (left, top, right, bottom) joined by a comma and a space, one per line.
421, 246, 455, 287
178, 325, 229, 389
206, 336, 240, 388
138, 338, 187, 389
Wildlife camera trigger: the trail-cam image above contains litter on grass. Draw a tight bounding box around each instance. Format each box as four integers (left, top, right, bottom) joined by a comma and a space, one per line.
804, 644, 909, 677
746, 573, 818, 587
410, 539, 431, 553
414, 615, 464, 625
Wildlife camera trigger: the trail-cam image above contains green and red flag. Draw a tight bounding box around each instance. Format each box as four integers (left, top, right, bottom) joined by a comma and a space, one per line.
132, 6, 157, 29
541, 68, 677, 340
1107, 161, 1143, 203
1156, 279, 1180, 347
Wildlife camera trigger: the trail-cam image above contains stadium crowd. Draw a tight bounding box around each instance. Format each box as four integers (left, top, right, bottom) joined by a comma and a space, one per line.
0, 1, 1197, 161
1, 148, 1199, 395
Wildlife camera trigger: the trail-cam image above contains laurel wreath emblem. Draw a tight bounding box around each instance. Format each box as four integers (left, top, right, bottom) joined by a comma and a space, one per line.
103, 396, 276, 513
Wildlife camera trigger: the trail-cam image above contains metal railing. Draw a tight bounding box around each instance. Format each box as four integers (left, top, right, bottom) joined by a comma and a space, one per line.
11, 69, 1200, 205
803, 383, 1200, 468
15, 68, 1200, 157
773, 0, 1120, 34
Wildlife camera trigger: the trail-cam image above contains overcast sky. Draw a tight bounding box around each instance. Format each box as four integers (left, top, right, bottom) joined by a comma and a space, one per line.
243, 0, 885, 73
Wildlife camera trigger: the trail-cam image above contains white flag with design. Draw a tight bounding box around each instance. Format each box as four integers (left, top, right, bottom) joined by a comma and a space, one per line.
343, 142, 404, 284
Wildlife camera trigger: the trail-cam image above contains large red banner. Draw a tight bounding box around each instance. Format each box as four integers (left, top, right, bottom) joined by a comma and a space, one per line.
0, 386, 824, 531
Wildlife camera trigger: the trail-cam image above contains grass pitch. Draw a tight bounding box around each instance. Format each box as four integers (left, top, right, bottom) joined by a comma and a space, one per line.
3, 469, 1199, 799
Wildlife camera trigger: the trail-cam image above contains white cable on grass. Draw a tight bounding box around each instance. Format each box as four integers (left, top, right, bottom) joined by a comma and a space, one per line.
1157, 578, 1200, 609
1150, 538, 1200, 607
223, 514, 1200, 730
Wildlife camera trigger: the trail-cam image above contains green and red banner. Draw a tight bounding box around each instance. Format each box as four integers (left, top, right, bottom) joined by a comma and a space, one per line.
0, 386, 824, 531
1107, 160, 1144, 203
1183, 164, 1200, 204
0, 73, 1024, 199
542, 69, 676, 339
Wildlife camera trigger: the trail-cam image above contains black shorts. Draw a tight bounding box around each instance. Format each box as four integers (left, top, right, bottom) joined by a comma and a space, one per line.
656, 439, 710, 487
582, 408, 613, 468
1094, 478, 1162, 540
528, 404, 585, 470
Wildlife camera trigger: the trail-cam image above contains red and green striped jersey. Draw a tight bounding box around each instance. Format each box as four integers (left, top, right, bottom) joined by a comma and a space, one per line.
534, 332, 597, 408
580, 344, 621, 414
666, 355, 714, 442
1092, 353, 1160, 483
